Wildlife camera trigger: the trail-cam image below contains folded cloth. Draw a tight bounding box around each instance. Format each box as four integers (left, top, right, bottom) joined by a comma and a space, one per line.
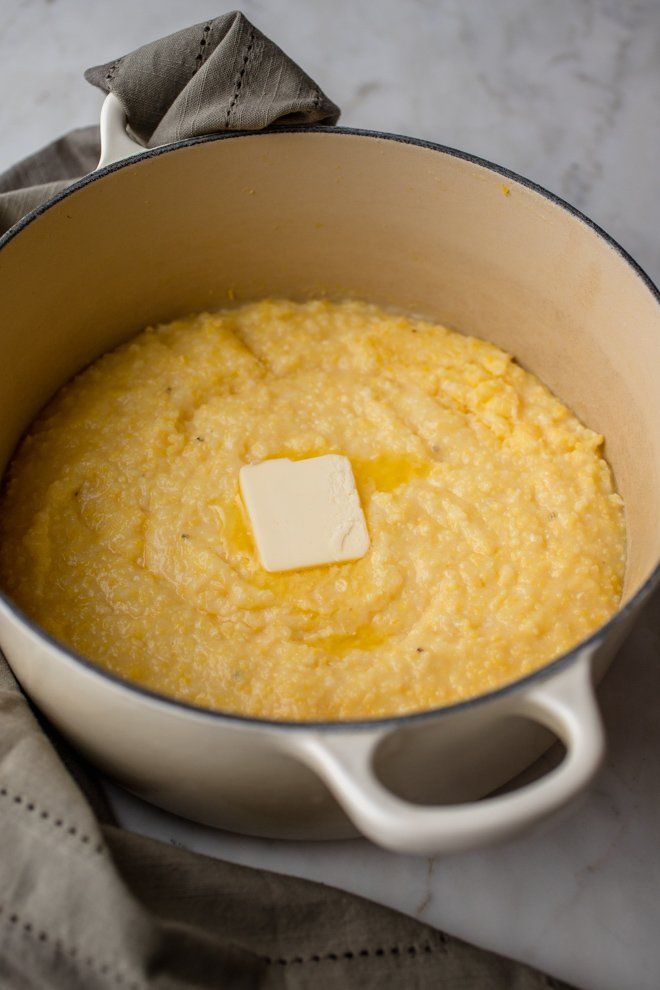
84, 11, 340, 145
0, 660, 573, 989
0, 11, 338, 236
0, 13, 574, 989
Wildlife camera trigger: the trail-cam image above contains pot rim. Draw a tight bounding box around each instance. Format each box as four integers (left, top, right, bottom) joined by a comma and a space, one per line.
0, 124, 658, 733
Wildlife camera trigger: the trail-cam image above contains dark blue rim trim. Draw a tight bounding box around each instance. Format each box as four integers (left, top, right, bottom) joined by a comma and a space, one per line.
0, 125, 658, 732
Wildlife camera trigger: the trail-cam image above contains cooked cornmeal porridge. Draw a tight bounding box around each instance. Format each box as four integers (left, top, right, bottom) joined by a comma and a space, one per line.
0, 300, 625, 720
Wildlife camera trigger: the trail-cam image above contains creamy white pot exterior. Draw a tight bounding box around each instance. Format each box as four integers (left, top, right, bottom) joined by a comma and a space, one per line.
0, 106, 658, 854
0, 593, 631, 852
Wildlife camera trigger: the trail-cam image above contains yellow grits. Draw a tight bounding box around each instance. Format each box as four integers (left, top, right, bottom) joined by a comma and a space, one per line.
0, 300, 625, 721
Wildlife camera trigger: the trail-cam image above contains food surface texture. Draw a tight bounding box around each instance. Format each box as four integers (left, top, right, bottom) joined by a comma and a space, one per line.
0, 300, 625, 720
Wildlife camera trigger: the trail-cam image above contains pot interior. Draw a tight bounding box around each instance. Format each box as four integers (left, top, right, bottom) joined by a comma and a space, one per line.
0, 130, 658, 609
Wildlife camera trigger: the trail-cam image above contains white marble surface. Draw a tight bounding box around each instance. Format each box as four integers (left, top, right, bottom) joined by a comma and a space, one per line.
2, 2, 659, 989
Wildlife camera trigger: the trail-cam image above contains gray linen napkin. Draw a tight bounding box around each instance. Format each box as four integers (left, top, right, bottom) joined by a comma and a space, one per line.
1, 661, 573, 990
0, 14, 574, 989
0, 11, 339, 236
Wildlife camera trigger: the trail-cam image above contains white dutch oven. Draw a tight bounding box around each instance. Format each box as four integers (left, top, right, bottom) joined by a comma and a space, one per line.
0, 98, 658, 855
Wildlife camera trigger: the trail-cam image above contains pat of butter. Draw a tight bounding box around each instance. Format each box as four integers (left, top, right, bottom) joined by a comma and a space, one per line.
239, 455, 370, 572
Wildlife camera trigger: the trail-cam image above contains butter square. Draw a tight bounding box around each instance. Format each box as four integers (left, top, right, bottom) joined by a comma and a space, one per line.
239, 455, 370, 572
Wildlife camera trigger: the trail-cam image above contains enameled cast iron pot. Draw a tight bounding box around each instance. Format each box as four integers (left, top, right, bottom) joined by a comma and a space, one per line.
0, 97, 658, 855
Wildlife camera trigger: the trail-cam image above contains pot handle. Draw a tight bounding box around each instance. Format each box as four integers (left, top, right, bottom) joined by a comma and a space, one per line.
97, 93, 145, 170
294, 658, 604, 855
